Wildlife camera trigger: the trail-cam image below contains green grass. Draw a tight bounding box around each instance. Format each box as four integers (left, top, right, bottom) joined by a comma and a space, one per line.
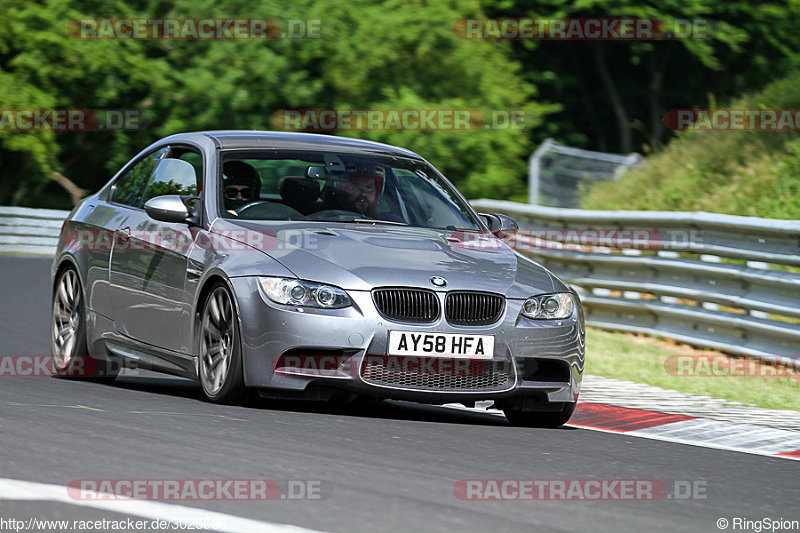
585, 327, 800, 411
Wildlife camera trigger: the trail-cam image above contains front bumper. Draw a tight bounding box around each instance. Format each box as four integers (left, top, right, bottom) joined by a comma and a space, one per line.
230, 277, 585, 404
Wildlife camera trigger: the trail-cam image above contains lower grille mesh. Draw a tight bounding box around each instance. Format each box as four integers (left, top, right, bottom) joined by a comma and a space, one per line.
360, 356, 513, 392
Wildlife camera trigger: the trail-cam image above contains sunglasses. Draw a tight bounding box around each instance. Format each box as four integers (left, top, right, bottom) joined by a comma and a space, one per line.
224, 186, 253, 200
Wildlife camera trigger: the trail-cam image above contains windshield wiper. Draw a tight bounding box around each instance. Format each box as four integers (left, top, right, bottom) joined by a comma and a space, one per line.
308, 217, 408, 226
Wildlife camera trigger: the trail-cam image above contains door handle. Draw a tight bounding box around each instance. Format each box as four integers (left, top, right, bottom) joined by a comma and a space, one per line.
186, 266, 203, 280
117, 227, 131, 243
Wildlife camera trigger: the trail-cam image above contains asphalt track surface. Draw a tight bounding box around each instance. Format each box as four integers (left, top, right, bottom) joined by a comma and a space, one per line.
0, 255, 797, 533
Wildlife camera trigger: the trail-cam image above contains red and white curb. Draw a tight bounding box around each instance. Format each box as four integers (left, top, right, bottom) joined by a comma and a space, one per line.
444, 374, 800, 461
446, 401, 800, 461
568, 403, 800, 461
580, 375, 800, 432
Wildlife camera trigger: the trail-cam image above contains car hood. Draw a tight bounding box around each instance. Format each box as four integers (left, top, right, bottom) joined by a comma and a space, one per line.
211, 219, 564, 298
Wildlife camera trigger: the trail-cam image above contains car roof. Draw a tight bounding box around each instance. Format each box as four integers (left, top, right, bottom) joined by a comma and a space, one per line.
163, 130, 423, 159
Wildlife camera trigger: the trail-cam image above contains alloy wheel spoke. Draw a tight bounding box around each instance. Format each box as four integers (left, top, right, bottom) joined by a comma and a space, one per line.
219, 295, 231, 327
210, 351, 227, 372
57, 282, 71, 312
207, 350, 223, 371
62, 331, 75, 356
213, 364, 224, 390
205, 317, 223, 337
72, 288, 81, 311
217, 357, 228, 386
209, 297, 222, 328
65, 272, 76, 303
57, 324, 72, 340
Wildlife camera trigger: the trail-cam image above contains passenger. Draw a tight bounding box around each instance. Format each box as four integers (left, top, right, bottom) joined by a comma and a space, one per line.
332, 164, 385, 217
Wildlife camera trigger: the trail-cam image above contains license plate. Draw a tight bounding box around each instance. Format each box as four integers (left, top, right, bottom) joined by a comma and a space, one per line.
387, 331, 494, 360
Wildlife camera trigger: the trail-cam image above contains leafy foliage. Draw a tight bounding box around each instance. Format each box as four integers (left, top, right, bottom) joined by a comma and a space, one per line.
0, 0, 542, 207
482, 0, 800, 153
580, 71, 800, 218
2, 0, 800, 211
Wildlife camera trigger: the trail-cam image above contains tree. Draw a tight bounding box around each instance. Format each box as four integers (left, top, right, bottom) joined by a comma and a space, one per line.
1, 0, 546, 207
482, 0, 800, 153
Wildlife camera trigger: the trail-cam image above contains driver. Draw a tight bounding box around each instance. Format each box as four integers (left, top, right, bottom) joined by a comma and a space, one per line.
332, 164, 385, 217
222, 160, 261, 215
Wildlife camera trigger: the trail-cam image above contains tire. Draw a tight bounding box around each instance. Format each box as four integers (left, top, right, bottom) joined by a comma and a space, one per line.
198, 283, 248, 404
51, 267, 119, 383
504, 402, 576, 428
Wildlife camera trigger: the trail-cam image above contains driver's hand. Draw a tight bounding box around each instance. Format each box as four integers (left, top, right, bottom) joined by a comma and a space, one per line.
227, 210, 239, 216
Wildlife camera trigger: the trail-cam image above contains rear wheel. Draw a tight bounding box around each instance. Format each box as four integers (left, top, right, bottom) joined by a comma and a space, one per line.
504, 402, 576, 428
51, 267, 119, 383
198, 284, 248, 403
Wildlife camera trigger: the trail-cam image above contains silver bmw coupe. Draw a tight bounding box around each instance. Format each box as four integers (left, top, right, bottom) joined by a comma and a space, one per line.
51, 131, 585, 426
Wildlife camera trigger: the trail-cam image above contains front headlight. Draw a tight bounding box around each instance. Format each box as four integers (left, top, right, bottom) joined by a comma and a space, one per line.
258, 277, 352, 309
521, 292, 575, 320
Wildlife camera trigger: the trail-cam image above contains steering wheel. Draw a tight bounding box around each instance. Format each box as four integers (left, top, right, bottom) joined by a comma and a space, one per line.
235, 201, 304, 220
234, 201, 269, 216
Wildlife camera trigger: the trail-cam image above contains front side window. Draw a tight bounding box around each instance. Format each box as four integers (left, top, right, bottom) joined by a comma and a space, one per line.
111, 147, 168, 207
218, 150, 481, 230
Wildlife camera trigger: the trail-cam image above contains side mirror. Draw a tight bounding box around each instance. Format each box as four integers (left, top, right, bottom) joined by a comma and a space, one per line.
144, 195, 191, 223
479, 212, 519, 241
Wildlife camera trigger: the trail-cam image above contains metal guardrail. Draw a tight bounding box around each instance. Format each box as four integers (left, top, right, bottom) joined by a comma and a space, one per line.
528, 138, 642, 206
3, 203, 800, 367
0, 206, 70, 256
472, 199, 800, 368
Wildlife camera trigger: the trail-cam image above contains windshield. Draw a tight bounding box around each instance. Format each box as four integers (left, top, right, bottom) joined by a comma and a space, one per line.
218, 150, 481, 230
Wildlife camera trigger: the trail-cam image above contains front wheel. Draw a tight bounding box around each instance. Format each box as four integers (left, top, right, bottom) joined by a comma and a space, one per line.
504, 402, 576, 428
198, 284, 248, 403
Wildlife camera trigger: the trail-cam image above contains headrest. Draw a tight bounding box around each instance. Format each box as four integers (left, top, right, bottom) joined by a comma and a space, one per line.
279, 176, 320, 204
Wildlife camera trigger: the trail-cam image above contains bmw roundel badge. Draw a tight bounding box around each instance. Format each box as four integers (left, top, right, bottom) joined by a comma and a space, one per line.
430, 276, 447, 287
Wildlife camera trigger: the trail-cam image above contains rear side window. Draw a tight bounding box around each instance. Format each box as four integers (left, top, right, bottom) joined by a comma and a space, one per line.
111, 147, 168, 207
